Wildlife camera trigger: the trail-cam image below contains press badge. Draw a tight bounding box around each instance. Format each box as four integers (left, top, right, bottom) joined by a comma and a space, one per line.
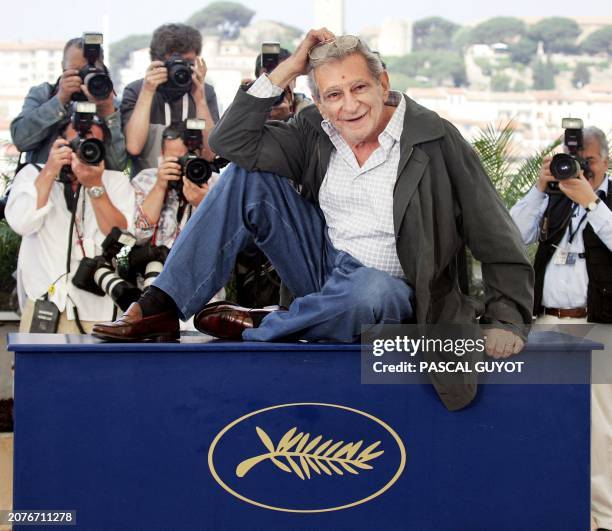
29, 298, 60, 333
553, 248, 577, 265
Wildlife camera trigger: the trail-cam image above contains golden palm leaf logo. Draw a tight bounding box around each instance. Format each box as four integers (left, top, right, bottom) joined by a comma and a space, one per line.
236, 426, 384, 480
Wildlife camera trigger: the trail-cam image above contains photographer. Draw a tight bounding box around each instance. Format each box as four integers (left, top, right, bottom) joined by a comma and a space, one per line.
510, 125, 611, 323
10, 35, 127, 171
510, 125, 612, 531
5, 108, 134, 333
121, 23, 219, 177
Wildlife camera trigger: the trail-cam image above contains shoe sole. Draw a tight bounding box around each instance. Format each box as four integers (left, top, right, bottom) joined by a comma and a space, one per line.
91, 331, 180, 343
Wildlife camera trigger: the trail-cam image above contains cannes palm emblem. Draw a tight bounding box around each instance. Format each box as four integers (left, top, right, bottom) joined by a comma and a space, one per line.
236, 426, 384, 480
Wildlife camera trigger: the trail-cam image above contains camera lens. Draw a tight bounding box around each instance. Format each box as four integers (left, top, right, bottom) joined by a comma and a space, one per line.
550, 154, 580, 180
83, 71, 113, 100
185, 157, 211, 185
78, 139, 105, 165
169, 64, 192, 89
94, 265, 141, 311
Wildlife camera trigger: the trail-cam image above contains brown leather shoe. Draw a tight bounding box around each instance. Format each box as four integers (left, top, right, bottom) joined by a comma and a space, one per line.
92, 302, 179, 342
194, 302, 281, 340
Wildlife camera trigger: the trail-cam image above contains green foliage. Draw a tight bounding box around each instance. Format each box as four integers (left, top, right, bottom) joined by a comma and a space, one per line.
472, 122, 561, 209
509, 37, 538, 65
187, 2, 255, 31
470, 17, 526, 45
451, 26, 473, 51
109, 34, 151, 68
580, 26, 612, 55
572, 63, 591, 88
491, 74, 512, 92
0, 220, 19, 310
532, 59, 556, 90
513, 80, 528, 92
528, 17, 580, 54
386, 50, 467, 87
474, 57, 492, 76
412, 17, 460, 51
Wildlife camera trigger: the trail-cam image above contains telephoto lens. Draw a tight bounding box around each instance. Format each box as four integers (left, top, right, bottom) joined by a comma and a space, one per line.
93, 264, 142, 311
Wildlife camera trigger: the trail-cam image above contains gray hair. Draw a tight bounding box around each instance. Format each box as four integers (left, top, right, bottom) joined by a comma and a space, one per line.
307, 37, 384, 101
583, 126, 609, 160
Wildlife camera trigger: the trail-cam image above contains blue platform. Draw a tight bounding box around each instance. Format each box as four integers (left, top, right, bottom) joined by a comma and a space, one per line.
8, 332, 595, 531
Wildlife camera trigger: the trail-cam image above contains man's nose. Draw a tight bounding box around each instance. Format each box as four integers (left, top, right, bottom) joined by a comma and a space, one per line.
342, 92, 360, 113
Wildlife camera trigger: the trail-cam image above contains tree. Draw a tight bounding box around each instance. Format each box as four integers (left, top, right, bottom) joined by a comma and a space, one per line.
572, 63, 591, 88
451, 26, 473, 51
532, 59, 556, 90
580, 26, 612, 55
509, 37, 538, 66
470, 17, 526, 45
491, 74, 512, 92
528, 17, 580, 54
412, 17, 460, 51
109, 34, 151, 69
187, 2, 255, 38
386, 51, 467, 87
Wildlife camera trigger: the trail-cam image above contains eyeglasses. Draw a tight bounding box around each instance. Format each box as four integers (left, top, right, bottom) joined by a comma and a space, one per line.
307, 35, 361, 62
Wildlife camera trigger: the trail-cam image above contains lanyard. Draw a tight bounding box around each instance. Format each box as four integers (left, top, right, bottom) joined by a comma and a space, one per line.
163, 94, 189, 126
72, 188, 88, 257
567, 203, 587, 245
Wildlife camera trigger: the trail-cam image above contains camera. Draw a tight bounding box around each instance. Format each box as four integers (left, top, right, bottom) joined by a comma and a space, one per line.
169, 119, 229, 192
260, 42, 281, 75
548, 118, 592, 192
72, 227, 141, 311
73, 33, 113, 101
126, 242, 170, 291
164, 53, 193, 92
69, 102, 106, 165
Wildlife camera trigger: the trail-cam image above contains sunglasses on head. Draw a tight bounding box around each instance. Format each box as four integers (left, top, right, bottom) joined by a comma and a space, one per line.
308, 35, 360, 62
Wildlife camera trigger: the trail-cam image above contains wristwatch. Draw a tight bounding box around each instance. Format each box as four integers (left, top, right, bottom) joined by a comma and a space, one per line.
86, 185, 106, 199
585, 197, 601, 212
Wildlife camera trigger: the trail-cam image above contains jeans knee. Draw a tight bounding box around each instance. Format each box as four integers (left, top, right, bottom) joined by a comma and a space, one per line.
346, 268, 409, 317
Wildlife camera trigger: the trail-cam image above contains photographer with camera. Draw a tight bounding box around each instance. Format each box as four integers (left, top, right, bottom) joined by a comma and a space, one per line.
510, 123, 612, 531
10, 34, 127, 171
121, 23, 219, 177
5, 103, 134, 334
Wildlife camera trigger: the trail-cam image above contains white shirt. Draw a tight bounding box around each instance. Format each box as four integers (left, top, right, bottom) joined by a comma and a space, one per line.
6, 164, 135, 321
248, 75, 406, 278
510, 175, 612, 308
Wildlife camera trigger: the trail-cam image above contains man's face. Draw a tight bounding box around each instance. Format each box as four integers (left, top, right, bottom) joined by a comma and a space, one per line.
313, 53, 390, 147
162, 137, 188, 159
63, 45, 88, 71
579, 139, 609, 190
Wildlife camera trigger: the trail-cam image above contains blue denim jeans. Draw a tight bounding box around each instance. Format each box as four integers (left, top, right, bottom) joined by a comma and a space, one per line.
155, 165, 413, 342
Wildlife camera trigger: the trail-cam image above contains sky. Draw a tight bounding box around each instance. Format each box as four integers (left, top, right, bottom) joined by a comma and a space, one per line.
2, 0, 611, 44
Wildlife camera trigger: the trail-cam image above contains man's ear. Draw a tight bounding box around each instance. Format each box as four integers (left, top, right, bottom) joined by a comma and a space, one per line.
380, 70, 390, 101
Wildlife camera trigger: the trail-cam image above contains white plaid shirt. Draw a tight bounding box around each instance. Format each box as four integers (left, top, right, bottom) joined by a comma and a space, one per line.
248, 76, 406, 278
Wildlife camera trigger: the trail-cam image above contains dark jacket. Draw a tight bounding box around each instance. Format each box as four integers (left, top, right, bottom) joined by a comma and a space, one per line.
10, 82, 127, 171
210, 89, 534, 327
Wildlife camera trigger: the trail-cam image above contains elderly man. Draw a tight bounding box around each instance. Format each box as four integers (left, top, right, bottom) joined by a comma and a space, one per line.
94, 30, 533, 363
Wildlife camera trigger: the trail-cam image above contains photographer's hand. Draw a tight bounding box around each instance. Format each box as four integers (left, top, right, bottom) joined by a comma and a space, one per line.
182, 177, 209, 208
35, 138, 71, 209
559, 175, 598, 208
536, 156, 556, 193
156, 157, 182, 190
268, 27, 335, 89
143, 61, 168, 93
57, 69, 83, 106
72, 154, 127, 234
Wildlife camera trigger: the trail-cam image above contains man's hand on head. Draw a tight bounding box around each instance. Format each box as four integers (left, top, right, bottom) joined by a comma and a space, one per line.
71, 153, 104, 188
485, 328, 525, 359
559, 175, 599, 208
268, 27, 335, 88
57, 70, 83, 106
143, 61, 168, 94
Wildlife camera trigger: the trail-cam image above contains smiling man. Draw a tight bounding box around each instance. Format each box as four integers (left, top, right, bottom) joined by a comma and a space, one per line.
93, 30, 534, 391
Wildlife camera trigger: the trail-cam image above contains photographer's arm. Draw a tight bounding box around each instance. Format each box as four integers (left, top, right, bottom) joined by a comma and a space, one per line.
123, 63, 167, 156
137, 159, 181, 226
72, 156, 127, 235
192, 58, 216, 158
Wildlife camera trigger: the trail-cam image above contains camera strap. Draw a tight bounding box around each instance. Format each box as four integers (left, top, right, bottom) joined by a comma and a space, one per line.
164, 94, 189, 127
568, 204, 587, 245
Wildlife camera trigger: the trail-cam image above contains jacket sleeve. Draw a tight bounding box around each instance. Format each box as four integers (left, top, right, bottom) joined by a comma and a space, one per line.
208, 88, 307, 183
102, 108, 128, 171
10, 83, 67, 152
441, 121, 535, 327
